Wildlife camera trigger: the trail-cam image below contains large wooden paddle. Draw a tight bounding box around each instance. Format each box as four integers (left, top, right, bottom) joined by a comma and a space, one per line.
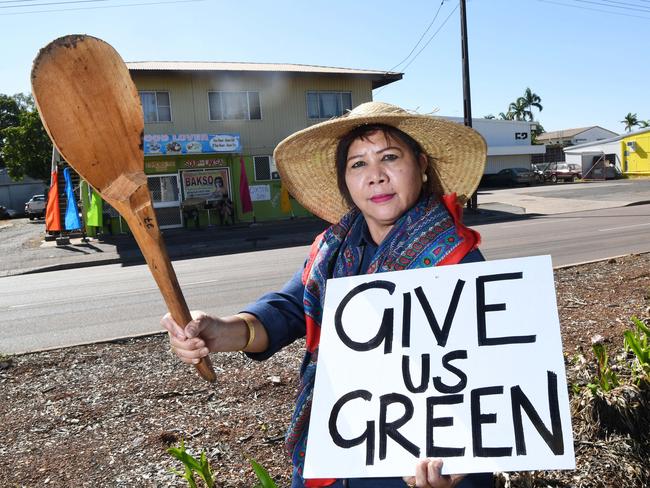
31, 34, 216, 382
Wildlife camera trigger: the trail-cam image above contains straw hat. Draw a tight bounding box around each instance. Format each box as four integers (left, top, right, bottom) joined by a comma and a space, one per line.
274, 101, 487, 224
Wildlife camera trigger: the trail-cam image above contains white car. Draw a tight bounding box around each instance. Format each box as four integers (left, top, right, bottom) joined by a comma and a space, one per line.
25, 194, 46, 220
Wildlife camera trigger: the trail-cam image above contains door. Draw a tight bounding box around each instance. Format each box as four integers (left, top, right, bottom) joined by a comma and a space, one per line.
147, 174, 182, 228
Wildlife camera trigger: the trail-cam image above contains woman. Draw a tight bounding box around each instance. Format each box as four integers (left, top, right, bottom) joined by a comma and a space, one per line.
162, 102, 491, 488
211, 176, 226, 201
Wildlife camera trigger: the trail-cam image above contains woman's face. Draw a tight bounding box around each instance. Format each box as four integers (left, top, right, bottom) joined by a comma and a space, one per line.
344, 130, 427, 243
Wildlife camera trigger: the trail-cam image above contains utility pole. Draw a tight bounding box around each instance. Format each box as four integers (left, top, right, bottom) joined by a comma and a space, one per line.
460, 0, 478, 211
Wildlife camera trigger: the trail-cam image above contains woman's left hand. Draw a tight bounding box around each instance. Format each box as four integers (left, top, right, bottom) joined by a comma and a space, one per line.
403, 458, 465, 488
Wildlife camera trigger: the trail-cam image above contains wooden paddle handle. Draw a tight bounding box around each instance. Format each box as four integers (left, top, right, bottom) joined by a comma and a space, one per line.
113, 183, 217, 383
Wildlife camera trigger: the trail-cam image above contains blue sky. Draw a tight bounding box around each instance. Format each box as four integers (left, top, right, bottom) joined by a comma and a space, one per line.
1, 0, 647, 134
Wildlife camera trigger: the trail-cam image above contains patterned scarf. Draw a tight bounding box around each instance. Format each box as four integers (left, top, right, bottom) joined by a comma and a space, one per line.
287, 193, 480, 487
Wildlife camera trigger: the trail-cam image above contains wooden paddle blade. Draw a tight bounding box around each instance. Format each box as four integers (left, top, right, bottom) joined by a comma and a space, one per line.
31, 35, 217, 383
31, 34, 143, 192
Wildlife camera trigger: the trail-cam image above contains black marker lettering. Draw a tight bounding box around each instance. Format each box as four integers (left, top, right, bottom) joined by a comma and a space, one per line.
432, 350, 468, 394
426, 394, 466, 457
471, 386, 512, 457
379, 393, 420, 460
329, 390, 375, 465
511, 371, 564, 455
414, 279, 465, 347
476, 273, 536, 346
334, 280, 395, 353
401, 354, 430, 393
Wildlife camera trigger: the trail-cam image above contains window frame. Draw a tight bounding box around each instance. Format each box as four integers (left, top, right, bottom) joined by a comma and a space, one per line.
207, 90, 262, 121
139, 90, 173, 123
306, 91, 352, 119
253, 155, 280, 181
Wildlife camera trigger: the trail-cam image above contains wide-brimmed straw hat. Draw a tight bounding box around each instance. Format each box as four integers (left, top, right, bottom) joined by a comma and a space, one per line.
274, 101, 487, 224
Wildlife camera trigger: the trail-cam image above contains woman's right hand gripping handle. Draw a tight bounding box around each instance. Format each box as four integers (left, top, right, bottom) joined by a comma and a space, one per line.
160, 311, 269, 365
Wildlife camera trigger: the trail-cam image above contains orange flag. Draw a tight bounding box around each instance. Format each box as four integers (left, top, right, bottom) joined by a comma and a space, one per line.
45, 149, 61, 232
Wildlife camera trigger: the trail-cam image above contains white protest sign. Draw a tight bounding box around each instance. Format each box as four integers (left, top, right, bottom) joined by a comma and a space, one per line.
304, 255, 575, 479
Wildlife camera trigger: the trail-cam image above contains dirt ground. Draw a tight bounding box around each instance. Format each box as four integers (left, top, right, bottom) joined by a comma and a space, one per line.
1, 252, 649, 487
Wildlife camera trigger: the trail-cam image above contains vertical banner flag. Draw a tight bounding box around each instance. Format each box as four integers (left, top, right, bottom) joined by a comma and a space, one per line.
280, 182, 292, 214
239, 157, 253, 214
45, 148, 61, 232
87, 187, 103, 228
63, 167, 82, 230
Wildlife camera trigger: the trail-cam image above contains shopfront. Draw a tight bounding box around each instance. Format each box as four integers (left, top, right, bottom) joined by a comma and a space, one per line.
143, 132, 309, 228
143, 133, 238, 228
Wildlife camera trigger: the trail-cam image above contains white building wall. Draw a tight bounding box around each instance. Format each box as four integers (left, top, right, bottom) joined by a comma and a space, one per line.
485, 155, 531, 173
570, 127, 618, 145
443, 117, 534, 147
564, 140, 621, 174
441, 117, 541, 174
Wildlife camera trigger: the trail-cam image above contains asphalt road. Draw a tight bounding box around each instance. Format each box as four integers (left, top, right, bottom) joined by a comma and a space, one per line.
1, 203, 649, 355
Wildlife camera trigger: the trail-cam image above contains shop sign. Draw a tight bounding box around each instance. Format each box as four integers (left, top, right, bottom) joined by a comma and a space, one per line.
249, 184, 271, 201
183, 158, 228, 169
145, 160, 177, 173
144, 133, 241, 155
182, 169, 231, 201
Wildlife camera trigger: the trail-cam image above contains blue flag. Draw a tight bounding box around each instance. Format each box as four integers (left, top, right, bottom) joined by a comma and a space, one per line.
63, 167, 82, 230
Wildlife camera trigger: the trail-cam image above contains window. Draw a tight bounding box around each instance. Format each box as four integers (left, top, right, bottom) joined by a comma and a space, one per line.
253, 156, 280, 181
306, 91, 352, 118
208, 91, 261, 120
139, 91, 172, 123
148, 175, 179, 203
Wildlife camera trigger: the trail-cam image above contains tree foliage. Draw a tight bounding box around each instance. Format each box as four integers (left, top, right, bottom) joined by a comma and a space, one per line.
507, 98, 531, 121
0, 94, 21, 167
621, 113, 643, 133
496, 87, 543, 122
0, 93, 52, 182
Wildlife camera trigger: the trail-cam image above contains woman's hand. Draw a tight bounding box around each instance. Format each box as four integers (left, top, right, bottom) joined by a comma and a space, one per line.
161, 311, 220, 365
161, 311, 269, 363
403, 459, 465, 488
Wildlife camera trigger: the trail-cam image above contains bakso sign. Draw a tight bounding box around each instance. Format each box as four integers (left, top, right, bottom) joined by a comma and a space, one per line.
304, 256, 575, 479
143, 133, 241, 155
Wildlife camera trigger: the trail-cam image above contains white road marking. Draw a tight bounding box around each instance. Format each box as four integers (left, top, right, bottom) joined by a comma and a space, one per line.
598, 222, 650, 232
500, 218, 580, 229
6, 278, 221, 310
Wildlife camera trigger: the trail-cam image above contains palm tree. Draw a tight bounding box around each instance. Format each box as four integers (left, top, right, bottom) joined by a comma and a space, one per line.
498, 111, 514, 120
483, 114, 495, 119
508, 98, 531, 121
521, 87, 543, 121
638, 120, 650, 129
621, 112, 639, 133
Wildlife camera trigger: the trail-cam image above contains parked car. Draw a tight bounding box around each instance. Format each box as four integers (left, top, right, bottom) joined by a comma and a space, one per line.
0, 205, 16, 219
543, 162, 581, 183
531, 164, 546, 183
481, 167, 536, 187
24, 194, 46, 220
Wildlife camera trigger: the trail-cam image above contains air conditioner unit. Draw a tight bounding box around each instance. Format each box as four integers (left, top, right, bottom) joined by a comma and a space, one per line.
627, 141, 637, 151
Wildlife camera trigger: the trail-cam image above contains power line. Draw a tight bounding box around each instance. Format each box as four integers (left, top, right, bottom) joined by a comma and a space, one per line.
0, 0, 204, 15
400, 2, 459, 72
538, 0, 650, 20
0, 0, 110, 9
375, 2, 458, 95
571, 0, 650, 13
385, 0, 445, 73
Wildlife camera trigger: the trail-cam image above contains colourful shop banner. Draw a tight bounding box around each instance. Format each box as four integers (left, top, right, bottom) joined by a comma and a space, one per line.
144, 133, 241, 155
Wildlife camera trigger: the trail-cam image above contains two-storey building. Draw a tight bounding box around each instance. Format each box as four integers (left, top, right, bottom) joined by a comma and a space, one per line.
128, 61, 401, 227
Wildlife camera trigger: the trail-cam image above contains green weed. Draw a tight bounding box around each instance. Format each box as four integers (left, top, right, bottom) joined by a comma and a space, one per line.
624, 316, 650, 384
167, 441, 215, 488
587, 341, 619, 394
